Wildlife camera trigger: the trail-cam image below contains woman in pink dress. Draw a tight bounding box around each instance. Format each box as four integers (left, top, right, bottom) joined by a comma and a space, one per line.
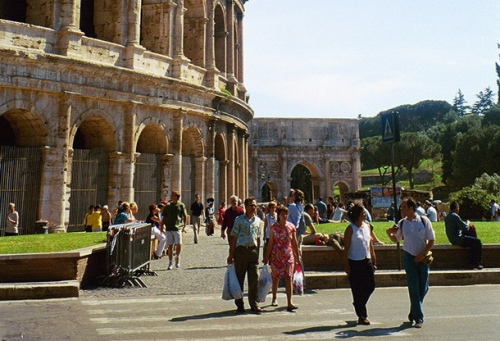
263, 205, 301, 311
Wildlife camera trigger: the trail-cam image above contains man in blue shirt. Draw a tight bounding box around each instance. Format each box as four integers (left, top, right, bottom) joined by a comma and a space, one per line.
445, 201, 483, 270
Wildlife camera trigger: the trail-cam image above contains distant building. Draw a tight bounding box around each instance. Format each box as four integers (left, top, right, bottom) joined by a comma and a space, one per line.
249, 118, 362, 203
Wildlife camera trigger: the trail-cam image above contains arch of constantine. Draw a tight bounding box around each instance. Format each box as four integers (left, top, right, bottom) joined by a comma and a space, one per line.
0, 0, 252, 232
248, 118, 362, 204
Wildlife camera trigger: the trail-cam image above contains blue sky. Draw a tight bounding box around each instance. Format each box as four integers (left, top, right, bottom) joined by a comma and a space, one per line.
243, 1, 500, 119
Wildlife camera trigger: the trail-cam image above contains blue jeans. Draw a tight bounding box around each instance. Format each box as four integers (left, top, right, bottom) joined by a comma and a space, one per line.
403, 251, 429, 323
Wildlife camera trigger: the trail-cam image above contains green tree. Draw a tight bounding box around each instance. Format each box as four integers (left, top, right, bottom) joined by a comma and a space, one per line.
449, 126, 500, 189
452, 89, 469, 117
496, 43, 500, 104
482, 104, 500, 127
471, 87, 495, 115
360, 136, 401, 185
394, 132, 441, 189
438, 115, 482, 184
449, 187, 495, 220
472, 173, 500, 196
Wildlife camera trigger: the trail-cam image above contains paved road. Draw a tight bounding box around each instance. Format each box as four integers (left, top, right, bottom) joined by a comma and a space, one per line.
1, 228, 499, 340
0, 285, 499, 340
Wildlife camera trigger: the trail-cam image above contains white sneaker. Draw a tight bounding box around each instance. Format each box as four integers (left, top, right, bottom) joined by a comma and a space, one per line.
271, 300, 278, 306
167, 262, 173, 270
414, 322, 423, 328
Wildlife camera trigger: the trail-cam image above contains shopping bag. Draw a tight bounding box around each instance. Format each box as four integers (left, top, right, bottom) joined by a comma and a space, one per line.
222, 264, 243, 300
293, 264, 304, 296
257, 265, 273, 302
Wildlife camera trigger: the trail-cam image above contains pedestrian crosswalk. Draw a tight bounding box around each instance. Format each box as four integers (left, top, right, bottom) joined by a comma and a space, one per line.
80, 291, 415, 340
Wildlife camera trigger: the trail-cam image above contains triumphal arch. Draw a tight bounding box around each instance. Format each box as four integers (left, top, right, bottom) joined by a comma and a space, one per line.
249, 118, 362, 204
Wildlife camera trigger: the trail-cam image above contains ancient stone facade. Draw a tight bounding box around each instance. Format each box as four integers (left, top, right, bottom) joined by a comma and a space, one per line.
248, 118, 362, 204
0, 0, 251, 232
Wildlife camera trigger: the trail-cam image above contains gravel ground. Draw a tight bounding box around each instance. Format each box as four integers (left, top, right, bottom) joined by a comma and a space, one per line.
80, 225, 240, 298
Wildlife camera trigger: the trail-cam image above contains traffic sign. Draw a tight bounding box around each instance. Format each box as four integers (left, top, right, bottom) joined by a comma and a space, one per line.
381, 112, 400, 143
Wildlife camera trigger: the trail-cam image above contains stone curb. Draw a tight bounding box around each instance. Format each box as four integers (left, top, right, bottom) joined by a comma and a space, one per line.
0, 280, 80, 300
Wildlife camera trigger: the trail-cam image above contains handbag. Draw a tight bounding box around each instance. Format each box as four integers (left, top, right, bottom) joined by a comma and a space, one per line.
222, 264, 243, 300
257, 265, 272, 302
421, 251, 434, 266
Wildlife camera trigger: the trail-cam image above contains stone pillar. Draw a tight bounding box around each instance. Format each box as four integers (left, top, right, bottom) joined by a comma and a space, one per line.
121, 104, 138, 202
205, 156, 215, 199
39, 147, 68, 233
57, 0, 84, 56
281, 149, 288, 201
226, 0, 237, 93
227, 127, 236, 196
220, 159, 229, 205
171, 110, 184, 192
125, 0, 147, 69
324, 157, 332, 198
161, 153, 174, 201
194, 156, 207, 198
205, 0, 217, 88
108, 151, 126, 205
236, 12, 247, 101
172, 0, 190, 79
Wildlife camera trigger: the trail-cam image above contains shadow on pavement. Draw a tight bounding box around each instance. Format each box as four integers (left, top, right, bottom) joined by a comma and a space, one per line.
284, 321, 413, 338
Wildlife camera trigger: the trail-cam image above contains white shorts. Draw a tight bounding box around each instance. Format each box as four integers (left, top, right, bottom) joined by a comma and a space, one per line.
166, 230, 182, 246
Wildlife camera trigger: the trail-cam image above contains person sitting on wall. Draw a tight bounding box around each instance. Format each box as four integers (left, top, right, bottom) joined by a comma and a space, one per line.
445, 201, 483, 270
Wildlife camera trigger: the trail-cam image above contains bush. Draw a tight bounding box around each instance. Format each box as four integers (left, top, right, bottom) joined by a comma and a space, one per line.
449, 187, 495, 220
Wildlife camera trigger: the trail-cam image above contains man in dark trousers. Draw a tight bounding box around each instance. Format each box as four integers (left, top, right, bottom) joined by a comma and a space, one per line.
227, 197, 263, 314
445, 201, 483, 270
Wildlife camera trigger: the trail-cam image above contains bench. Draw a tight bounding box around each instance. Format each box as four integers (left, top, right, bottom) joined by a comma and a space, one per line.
302, 244, 500, 271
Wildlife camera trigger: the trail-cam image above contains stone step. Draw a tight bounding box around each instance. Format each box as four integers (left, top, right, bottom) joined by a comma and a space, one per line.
304, 269, 500, 290
0, 280, 80, 300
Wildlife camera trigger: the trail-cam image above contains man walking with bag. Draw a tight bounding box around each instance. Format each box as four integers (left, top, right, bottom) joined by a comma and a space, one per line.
386, 197, 435, 329
227, 197, 263, 314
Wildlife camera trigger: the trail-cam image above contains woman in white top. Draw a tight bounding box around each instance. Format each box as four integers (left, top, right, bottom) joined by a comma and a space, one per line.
343, 203, 376, 325
263, 201, 277, 255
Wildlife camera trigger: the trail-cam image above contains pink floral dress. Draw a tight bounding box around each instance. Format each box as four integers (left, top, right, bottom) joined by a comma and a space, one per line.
269, 221, 296, 278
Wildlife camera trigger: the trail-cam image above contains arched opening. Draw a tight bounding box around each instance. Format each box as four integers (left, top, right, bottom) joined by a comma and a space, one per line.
214, 5, 226, 73
68, 115, 115, 231
291, 164, 313, 203
0, 108, 45, 235
80, 0, 97, 38
183, 0, 206, 68
261, 183, 271, 202
134, 125, 168, 220
333, 181, 350, 205
0, 0, 27, 22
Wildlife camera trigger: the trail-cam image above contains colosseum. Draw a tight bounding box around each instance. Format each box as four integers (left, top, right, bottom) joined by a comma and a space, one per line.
0, 0, 253, 232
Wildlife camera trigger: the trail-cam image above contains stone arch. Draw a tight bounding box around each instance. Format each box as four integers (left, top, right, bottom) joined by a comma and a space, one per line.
135, 119, 169, 154
0, 0, 27, 23
184, 0, 207, 68
0, 100, 48, 147
181, 125, 205, 205
70, 109, 117, 151
134, 123, 168, 219
332, 180, 350, 204
214, 3, 226, 73
290, 162, 321, 203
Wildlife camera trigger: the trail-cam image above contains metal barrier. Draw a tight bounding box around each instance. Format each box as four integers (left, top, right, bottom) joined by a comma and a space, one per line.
102, 222, 157, 288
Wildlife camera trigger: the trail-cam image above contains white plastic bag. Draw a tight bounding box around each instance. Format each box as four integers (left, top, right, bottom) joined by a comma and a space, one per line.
293, 264, 304, 296
222, 264, 243, 300
257, 265, 273, 302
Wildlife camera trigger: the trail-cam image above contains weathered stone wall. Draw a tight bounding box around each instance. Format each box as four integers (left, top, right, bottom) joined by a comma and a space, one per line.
0, 0, 251, 232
